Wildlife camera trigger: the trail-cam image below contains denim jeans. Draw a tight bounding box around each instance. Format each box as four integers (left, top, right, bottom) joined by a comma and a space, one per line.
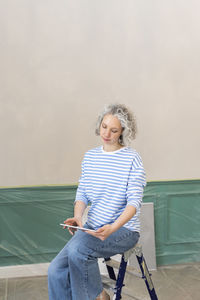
48, 224, 139, 300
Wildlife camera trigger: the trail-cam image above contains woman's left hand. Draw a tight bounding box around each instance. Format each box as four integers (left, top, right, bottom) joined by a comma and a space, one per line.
87, 224, 115, 241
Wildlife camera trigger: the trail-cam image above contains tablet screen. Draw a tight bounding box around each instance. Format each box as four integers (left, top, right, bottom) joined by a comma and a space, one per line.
60, 223, 96, 232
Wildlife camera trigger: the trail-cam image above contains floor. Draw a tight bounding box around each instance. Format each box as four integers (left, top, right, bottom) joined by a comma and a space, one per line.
0, 263, 200, 300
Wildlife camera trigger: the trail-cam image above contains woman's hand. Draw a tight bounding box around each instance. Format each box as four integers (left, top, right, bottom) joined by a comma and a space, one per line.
63, 217, 82, 235
87, 224, 115, 241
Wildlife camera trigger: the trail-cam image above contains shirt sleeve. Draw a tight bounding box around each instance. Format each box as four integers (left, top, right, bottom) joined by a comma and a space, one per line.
126, 158, 146, 211
75, 158, 89, 205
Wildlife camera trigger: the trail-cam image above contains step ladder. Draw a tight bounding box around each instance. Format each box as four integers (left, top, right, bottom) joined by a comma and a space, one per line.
101, 244, 158, 300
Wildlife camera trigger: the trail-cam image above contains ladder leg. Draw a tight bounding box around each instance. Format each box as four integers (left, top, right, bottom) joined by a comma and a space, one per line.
135, 254, 158, 300
105, 258, 117, 281
113, 255, 127, 300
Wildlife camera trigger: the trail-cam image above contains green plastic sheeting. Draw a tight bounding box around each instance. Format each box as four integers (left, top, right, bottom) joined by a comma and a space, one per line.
0, 180, 200, 266
0, 185, 76, 266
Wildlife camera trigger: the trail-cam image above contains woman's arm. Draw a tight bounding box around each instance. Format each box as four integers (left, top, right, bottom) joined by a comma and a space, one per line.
74, 200, 87, 222
110, 205, 136, 232
64, 200, 86, 235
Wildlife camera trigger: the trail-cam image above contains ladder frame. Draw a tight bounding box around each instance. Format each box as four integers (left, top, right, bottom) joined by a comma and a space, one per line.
104, 245, 158, 300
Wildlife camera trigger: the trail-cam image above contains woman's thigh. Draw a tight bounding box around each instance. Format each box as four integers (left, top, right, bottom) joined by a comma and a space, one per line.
67, 226, 139, 259
92, 227, 139, 258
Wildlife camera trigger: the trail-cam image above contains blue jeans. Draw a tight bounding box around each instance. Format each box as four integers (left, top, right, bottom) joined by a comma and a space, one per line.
48, 224, 139, 300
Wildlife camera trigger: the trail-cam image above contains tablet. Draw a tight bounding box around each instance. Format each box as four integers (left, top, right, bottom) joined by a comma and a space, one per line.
60, 223, 96, 232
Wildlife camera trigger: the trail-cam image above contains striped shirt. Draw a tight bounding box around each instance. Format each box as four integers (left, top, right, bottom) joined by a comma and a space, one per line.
75, 146, 146, 232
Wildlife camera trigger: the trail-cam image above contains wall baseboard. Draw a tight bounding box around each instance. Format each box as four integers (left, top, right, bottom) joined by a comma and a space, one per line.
0, 261, 108, 279
0, 263, 49, 279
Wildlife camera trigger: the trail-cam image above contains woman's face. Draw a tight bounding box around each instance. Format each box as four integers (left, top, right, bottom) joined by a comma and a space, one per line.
100, 114, 123, 150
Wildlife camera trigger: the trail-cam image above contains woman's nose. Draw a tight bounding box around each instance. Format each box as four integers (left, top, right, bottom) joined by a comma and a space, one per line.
104, 130, 111, 137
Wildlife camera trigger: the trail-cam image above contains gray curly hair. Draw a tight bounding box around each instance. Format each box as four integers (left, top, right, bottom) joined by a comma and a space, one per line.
95, 104, 137, 146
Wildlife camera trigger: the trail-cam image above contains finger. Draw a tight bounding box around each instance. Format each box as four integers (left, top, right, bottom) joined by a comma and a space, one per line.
96, 228, 104, 233
64, 218, 74, 224
86, 231, 102, 238
86, 230, 96, 236
68, 228, 76, 235
87, 231, 106, 241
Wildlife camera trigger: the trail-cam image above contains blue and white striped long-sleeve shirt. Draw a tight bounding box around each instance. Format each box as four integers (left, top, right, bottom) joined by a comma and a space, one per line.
75, 146, 146, 232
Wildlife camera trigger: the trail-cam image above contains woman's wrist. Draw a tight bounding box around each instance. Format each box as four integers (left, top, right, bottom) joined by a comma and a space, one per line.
74, 215, 82, 220
110, 222, 120, 233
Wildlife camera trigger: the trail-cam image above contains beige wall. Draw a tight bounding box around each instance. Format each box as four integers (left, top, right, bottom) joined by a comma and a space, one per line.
0, 1, 200, 186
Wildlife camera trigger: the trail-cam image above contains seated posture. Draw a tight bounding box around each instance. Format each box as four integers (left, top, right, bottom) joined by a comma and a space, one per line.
48, 104, 146, 300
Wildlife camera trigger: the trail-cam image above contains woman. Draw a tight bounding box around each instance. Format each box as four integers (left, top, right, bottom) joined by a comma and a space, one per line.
48, 104, 146, 300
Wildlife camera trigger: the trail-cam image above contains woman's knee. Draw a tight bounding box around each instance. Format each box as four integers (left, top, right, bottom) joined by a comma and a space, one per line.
67, 246, 81, 263
68, 244, 90, 265
67, 238, 84, 258
48, 257, 62, 279
48, 261, 56, 278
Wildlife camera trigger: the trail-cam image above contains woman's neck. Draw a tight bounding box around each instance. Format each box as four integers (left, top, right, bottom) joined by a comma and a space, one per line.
102, 143, 124, 152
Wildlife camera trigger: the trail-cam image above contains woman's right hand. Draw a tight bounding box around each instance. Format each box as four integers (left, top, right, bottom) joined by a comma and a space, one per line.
63, 217, 82, 235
